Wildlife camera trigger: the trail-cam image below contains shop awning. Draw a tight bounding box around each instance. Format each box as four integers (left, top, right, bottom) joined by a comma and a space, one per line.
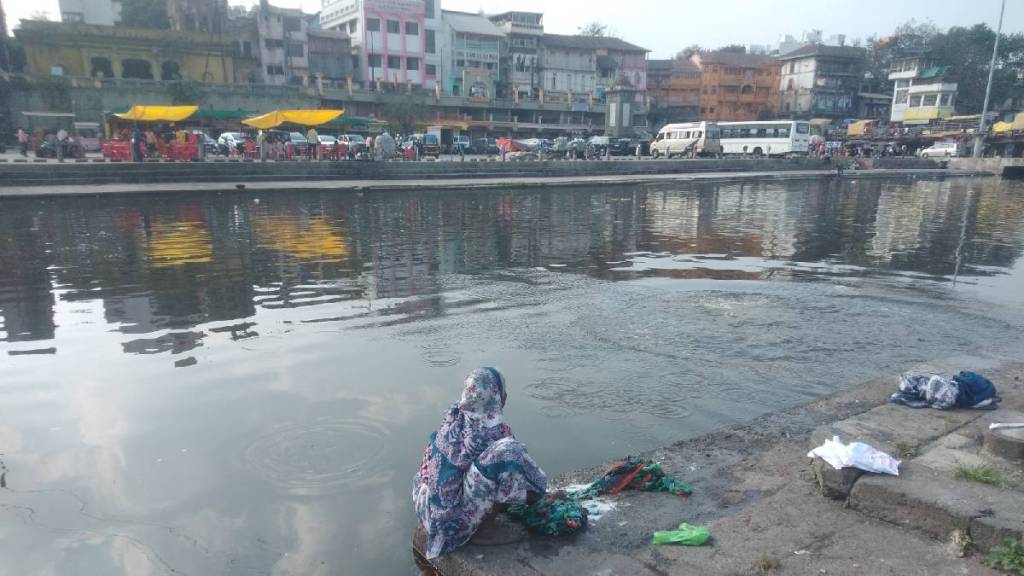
992, 112, 1024, 133
242, 109, 344, 129
196, 109, 257, 120
846, 120, 876, 137
114, 105, 198, 122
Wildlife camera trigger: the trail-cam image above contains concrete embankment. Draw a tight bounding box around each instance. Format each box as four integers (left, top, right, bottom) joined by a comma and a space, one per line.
416, 360, 1024, 575
0, 156, 937, 188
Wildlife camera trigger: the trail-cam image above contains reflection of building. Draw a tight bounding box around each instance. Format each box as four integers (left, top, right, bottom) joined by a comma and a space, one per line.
778, 44, 866, 119
59, 0, 121, 25
888, 56, 957, 123
690, 51, 780, 121
441, 11, 504, 98
489, 11, 542, 100
15, 20, 236, 82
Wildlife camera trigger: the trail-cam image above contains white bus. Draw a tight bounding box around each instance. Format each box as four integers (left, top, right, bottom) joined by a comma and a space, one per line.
650, 122, 722, 159
718, 120, 811, 157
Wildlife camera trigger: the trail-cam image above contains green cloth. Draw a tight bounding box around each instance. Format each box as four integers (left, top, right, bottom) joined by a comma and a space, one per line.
652, 523, 711, 546
507, 495, 587, 536
570, 458, 692, 500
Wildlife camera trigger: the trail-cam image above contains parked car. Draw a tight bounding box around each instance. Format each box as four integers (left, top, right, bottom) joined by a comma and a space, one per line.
471, 138, 499, 155
318, 135, 338, 149
74, 122, 102, 152
452, 135, 471, 154
422, 133, 441, 158
338, 134, 366, 155
217, 132, 245, 156
588, 135, 610, 155
607, 138, 636, 156
190, 131, 218, 155
918, 141, 958, 159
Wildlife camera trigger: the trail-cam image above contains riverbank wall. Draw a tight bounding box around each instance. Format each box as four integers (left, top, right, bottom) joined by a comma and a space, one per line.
0, 157, 940, 187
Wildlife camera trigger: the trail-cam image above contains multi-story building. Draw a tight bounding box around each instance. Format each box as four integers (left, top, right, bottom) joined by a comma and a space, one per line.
488, 11, 543, 101
539, 34, 647, 106
888, 56, 957, 123
319, 0, 429, 89
690, 51, 780, 121
15, 20, 236, 82
167, 0, 228, 34
423, 0, 441, 91
439, 10, 504, 99
307, 29, 357, 87
646, 58, 701, 124
778, 44, 867, 120
59, 0, 121, 25
255, 2, 309, 86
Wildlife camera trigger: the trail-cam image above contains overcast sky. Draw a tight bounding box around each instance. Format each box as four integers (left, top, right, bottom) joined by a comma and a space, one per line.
7, 0, 1019, 58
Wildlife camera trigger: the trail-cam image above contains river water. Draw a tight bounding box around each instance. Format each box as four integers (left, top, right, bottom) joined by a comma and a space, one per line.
2, 176, 1023, 575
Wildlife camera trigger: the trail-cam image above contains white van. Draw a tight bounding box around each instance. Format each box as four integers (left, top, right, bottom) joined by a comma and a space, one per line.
918, 141, 958, 158
650, 122, 721, 158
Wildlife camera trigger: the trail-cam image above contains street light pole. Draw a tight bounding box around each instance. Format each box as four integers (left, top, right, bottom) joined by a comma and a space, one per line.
973, 0, 1006, 158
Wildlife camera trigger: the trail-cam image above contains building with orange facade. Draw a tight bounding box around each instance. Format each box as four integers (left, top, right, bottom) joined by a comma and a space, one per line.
689, 51, 781, 121
646, 58, 702, 124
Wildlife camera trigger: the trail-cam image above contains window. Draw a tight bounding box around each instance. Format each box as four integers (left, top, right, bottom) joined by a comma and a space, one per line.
90, 57, 113, 78
407, 57, 420, 71
160, 61, 181, 81
895, 90, 909, 104
940, 93, 953, 106
61, 11, 84, 22
425, 29, 436, 53
909, 94, 922, 107
426, 64, 437, 76
405, 21, 418, 35
796, 123, 809, 134
349, 21, 357, 34
241, 41, 253, 58
284, 17, 301, 32
366, 18, 380, 32
388, 55, 401, 69
265, 39, 284, 49
50, 64, 66, 76
709, 107, 715, 114
287, 42, 304, 58
425, 0, 435, 19
711, 86, 717, 94
266, 64, 284, 75
121, 59, 153, 79
922, 94, 938, 106
456, 59, 465, 67
368, 54, 382, 67
387, 20, 400, 33
551, 75, 556, 89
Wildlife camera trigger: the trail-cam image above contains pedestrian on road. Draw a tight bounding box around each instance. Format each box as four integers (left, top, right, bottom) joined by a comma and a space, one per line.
366, 135, 374, 160
56, 127, 68, 161
636, 141, 642, 160
257, 130, 266, 161
132, 126, 144, 162
306, 127, 319, 160
17, 127, 28, 156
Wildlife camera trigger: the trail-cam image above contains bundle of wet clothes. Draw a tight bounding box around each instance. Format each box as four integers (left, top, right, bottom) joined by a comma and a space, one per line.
507, 457, 691, 536
890, 371, 999, 410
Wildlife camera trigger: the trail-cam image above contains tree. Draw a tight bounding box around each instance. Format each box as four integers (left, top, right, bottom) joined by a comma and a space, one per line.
675, 45, 702, 60
926, 24, 1024, 114
578, 22, 607, 37
716, 44, 746, 54
119, 0, 170, 29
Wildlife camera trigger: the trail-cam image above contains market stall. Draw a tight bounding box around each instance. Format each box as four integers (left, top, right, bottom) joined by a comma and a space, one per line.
106, 105, 201, 161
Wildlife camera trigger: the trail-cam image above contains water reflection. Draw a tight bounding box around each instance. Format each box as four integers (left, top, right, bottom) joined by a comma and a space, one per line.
1, 176, 1024, 575
2, 177, 1022, 351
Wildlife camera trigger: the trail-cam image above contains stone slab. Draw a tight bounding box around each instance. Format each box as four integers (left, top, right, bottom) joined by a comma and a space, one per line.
983, 411, 1024, 463
850, 462, 1024, 552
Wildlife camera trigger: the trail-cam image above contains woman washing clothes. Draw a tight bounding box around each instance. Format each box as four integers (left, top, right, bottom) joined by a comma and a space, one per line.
413, 368, 547, 559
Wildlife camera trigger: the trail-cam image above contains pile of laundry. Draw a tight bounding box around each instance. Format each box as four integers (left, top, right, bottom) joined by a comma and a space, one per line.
890, 371, 999, 410
507, 457, 692, 537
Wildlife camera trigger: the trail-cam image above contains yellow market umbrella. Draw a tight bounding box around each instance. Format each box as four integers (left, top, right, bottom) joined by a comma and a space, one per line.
242, 109, 344, 130
114, 105, 199, 122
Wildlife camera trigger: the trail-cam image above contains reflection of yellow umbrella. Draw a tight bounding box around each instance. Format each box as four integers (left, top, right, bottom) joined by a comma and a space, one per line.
242, 109, 344, 129
114, 105, 199, 122
148, 222, 212, 267
254, 215, 349, 263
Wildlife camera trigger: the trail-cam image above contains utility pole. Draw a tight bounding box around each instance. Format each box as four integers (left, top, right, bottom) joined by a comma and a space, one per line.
973, 0, 1005, 158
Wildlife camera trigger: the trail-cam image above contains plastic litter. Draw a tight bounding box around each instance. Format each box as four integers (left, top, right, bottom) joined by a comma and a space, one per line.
989, 423, 1024, 430
652, 523, 710, 546
807, 436, 900, 476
